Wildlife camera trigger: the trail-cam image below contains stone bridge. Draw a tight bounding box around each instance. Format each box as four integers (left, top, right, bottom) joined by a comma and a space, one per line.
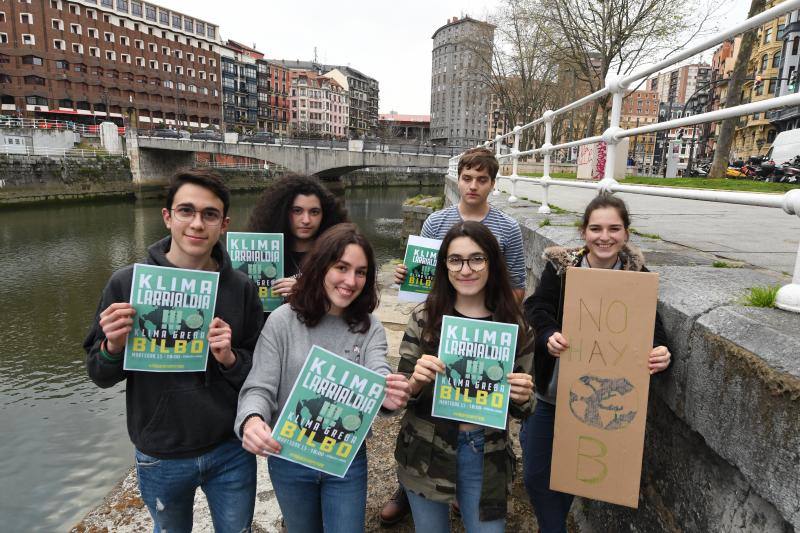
127, 134, 449, 184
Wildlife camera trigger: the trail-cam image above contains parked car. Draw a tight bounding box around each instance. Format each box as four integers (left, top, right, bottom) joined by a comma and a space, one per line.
150, 128, 181, 139
240, 131, 275, 144
190, 129, 222, 141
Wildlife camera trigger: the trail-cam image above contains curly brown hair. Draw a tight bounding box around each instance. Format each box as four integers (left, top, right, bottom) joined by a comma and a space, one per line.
247, 174, 348, 251
289, 223, 379, 333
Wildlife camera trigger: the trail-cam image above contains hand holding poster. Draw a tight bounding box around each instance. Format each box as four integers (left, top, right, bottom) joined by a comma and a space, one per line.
226, 232, 284, 312
398, 235, 442, 303
431, 315, 518, 430
550, 267, 659, 508
125, 264, 219, 372
271, 345, 386, 477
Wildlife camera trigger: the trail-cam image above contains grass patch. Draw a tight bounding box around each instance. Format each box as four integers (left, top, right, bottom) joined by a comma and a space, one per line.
742, 285, 780, 308
519, 172, 800, 193
539, 218, 551, 227
630, 228, 661, 239
547, 203, 568, 214
404, 194, 443, 210
712, 261, 731, 268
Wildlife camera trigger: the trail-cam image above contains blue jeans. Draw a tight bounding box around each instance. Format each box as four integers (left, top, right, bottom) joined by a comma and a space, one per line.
520, 400, 574, 533
135, 438, 256, 533
267, 444, 367, 533
404, 429, 505, 533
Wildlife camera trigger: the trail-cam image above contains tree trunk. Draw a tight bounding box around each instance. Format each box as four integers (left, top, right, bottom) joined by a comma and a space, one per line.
709, 0, 766, 178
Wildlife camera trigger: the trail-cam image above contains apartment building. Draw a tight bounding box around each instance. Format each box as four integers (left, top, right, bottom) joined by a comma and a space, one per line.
256, 59, 291, 135
289, 70, 348, 139
621, 89, 659, 167
0, 0, 222, 129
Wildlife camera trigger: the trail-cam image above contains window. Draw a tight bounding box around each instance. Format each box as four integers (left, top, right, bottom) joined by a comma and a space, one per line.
175, 65, 183, 75
50, 0, 60, 8
172, 13, 180, 28
101, 0, 112, 6
161, 46, 169, 55
148, 43, 156, 52
88, 28, 98, 38
0, 34, 7, 44
149, 60, 157, 69
116, 0, 127, 12
159, 10, 168, 24
196, 21, 205, 35
135, 39, 143, 49
793, 36, 800, 56
761, 54, 768, 72
69, 4, 80, 15
764, 27, 773, 44
59, 99, 73, 108
200, 86, 208, 95
187, 52, 194, 62
210, 73, 216, 82
0, 13, 4, 23
145, 5, 155, 21
184, 18, 193, 32
199, 56, 205, 65
177, 82, 185, 91
120, 36, 128, 46
210, 58, 216, 68
208, 26, 215, 39
23, 55, 43, 65
52, 19, 64, 30
72, 43, 83, 53
104, 32, 114, 42
174, 49, 182, 59
105, 50, 115, 60
89, 47, 99, 57
199, 70, 206, 80
70, 23, 81, 34
163, 79, 173, 88
131, 1, 141, 16
187, 68, 194, 77
53, 39, 66, 50
24, 75, 45, 86
121, 53, 130, 63
773, 51, 781, 69
188, 84, 196, 93
20, 13, 33, 24
136, 56, 144, 67
162, 62, 171, 72
86, 8, 96, 19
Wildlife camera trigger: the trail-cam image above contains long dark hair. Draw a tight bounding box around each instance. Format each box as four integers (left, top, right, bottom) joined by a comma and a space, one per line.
247, 174, 348, 250
421, 221, 529, 350
289, 223, 378, 333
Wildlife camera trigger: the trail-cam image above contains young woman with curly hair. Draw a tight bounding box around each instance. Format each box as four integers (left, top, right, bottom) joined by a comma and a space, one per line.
247, 174, 348, 299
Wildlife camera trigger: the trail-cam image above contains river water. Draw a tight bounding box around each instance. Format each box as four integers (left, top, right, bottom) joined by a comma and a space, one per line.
0, 184, 437, 531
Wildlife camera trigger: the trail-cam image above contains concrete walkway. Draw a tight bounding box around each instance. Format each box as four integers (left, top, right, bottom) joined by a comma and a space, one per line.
498, 177, 800, 274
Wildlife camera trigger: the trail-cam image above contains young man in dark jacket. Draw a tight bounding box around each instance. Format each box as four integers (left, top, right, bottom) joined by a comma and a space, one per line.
84, 169, 263, 532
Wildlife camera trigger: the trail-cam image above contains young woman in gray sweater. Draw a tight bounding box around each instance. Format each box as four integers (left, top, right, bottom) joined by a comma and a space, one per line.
235, 223, 410, 533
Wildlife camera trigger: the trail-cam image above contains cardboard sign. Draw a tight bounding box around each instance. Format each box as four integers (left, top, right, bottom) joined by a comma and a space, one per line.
125, 264, 219, 372
550, 267, 658, 508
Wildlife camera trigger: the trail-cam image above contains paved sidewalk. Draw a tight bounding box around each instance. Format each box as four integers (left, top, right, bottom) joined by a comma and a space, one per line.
499, 178, 800, 274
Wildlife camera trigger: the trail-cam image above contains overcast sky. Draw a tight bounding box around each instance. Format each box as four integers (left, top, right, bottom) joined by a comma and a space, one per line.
157, 0, 754, 115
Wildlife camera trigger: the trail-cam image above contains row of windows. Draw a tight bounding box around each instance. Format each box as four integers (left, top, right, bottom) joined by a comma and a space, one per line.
6, 73, 217, 96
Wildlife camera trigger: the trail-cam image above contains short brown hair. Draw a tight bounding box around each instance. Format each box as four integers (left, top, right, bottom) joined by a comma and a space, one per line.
165, 168, 230, 216
289, 223, 378, 333
457, 147, 499, 180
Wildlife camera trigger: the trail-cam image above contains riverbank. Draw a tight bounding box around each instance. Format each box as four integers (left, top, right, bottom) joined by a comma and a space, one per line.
70, 263, 539, 532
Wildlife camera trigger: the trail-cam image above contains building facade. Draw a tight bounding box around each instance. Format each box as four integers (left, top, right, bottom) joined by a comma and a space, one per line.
0, 0, 222, 129
378, 112, 430, 141
708, 37, 741, 155
621, 89, 659, 168
256, 59, 291, 135
220, 40, 260, 132
770, 8, 800, 136
429, 16, 494, 149
649, 63, 712, 105
289, 70, 348, 139
733, 0, 785, 159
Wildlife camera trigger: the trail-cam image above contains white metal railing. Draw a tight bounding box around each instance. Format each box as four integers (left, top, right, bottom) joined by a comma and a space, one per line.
0, 116, 126, 136
0, 146, 125, 157
449, 0, 800, 313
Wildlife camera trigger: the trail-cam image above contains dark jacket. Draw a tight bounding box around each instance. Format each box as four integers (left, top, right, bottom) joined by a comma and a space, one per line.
523, 245, 669, 393
84, 237, 264, 459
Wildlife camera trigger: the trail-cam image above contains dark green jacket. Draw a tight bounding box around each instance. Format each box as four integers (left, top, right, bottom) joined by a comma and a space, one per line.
394, 309, 534, 521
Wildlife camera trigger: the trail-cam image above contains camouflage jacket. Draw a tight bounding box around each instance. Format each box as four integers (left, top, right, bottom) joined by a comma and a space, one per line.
394, 308, 534, 521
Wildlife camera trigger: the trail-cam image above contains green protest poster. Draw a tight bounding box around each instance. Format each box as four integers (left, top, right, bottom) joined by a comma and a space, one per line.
124, 264, 219, 372
398, 235, 442, 303
271, 345, 386, 477
431, 315, 518, 429
226, 232, 284, 312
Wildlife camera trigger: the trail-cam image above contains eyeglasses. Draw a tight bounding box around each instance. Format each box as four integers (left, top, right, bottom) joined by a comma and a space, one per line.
171, 206, 224, 225
445, 255, 488, 272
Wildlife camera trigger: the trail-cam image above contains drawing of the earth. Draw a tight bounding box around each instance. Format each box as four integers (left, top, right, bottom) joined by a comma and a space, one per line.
568, 374, 638, 430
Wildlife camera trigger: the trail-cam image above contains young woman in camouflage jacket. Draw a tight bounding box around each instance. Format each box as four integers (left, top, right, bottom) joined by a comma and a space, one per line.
394, 221, 535, 532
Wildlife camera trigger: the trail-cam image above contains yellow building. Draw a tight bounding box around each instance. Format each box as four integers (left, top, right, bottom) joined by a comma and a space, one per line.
732, 0, 787, 159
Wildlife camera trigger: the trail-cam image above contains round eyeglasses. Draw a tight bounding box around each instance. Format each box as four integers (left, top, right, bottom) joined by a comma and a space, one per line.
445, 255, 488, 272
171, 206, 224, 225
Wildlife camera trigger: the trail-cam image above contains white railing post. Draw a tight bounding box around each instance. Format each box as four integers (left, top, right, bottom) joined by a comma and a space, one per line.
492, 135, 502, 196
776, 190, 800, 312
599, 74, 626, 192
508, 126, 522, 203
539, 110, 554, 214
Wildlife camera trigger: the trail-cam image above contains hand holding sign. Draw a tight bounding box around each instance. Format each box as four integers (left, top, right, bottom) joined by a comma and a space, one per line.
100, 302, 136, 354
208, 317, 235, 368
507, 372, 534, 404
648, 345, 670, 374
546, 331, 569, 357
382, 373, 411, 410
242, 416, 282, 457
410, 354, 445, 395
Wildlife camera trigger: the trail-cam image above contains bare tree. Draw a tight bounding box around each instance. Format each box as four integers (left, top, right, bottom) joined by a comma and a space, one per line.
709, 0, 766, 178
536, 0, 718, 136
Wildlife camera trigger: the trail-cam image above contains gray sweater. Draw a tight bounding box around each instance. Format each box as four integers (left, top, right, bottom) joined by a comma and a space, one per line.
235, 303, 390, 435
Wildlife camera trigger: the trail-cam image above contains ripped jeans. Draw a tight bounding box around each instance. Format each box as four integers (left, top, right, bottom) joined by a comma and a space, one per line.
135, 438, 256, 533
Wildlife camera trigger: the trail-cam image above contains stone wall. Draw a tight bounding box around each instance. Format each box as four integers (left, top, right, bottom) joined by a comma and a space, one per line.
445, 175, 800, 531
401, 204, 433, 244
340, 170, 444, 188
0, 154, 133, 205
